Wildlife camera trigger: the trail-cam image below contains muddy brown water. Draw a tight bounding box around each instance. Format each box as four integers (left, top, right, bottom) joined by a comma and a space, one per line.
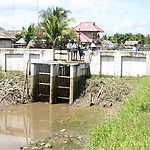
0, 103, 69, 150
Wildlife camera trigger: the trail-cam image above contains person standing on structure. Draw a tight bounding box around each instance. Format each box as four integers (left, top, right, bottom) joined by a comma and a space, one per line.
72, 40, 78, 60
79, 44, 85, 60
90, 41, 96, 51
132, 44, 138, 52
66, 39, 73, 61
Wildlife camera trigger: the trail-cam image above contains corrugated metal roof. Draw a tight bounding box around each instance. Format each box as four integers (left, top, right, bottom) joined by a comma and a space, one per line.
125, 41, 138, 45
74, 22, 104, 32
76, 32, 92, 42
102, 40, 113, 45
16, 38, 26, 44
7, 30, 21, 37
0, 27, 15, 39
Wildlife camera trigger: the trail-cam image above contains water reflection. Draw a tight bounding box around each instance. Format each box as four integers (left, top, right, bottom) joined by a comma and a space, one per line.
0, 103, 69, 150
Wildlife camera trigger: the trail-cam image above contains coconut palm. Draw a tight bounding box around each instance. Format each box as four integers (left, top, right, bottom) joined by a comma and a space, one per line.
40, 7, 73, 48
39, 6, 75, 48
20, 24, 37, 44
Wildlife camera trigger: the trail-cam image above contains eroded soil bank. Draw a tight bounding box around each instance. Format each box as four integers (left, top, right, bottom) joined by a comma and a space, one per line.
0, 71, 134, 150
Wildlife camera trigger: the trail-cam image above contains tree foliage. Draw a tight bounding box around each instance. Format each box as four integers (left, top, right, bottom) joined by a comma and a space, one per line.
20, 24, 37, 44
102, 33, 150, 45
39, 6, 75, 48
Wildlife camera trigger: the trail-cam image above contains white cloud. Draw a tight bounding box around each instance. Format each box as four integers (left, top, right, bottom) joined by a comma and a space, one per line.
0, 0, 150, 35
0, 0, 61, 29
119, 20, 134, 29
13, 9, 38, 29
0, 16, 14, 29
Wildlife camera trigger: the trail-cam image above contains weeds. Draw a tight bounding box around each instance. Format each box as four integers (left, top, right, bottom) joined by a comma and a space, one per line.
85, 76, 150, 150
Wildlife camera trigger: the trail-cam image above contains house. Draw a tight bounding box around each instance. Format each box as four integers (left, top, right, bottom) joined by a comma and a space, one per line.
13, 38, 26, 48
74, 22, 104, 43
7, 30, 21, 37
7, 30, 24, 48
102, 40, 116, 50
0, 27, 15, 48
124, 41, 138, 49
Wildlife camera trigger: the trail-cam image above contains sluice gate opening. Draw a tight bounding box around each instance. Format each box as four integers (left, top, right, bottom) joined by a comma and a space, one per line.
31, 61, 89, 104
37, 64, 51, 102
57, 65, 70, 103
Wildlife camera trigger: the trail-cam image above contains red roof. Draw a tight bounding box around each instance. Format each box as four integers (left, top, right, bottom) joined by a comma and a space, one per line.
76, 32, 92, 43
74, 22, 104, 32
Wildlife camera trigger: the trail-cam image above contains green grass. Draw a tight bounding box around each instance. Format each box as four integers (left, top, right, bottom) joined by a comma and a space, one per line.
84, 76, 150, 150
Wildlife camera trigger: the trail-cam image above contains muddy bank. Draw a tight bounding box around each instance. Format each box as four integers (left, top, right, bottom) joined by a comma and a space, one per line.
70, 76, 133, 109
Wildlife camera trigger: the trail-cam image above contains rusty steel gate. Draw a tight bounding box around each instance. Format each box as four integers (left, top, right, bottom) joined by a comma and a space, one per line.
57, 64, 70, 102
37, 64, 51, 102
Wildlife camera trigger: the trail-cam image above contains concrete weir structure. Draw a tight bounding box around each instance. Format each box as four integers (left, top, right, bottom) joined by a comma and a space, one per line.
1, 48, 150, 103
31, 61, 89, 104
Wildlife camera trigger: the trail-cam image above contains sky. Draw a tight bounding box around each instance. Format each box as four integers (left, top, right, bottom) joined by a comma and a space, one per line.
0, 0, 150, 36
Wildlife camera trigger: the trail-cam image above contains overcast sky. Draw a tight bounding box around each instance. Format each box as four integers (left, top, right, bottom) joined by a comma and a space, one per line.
0, 0, 150, 35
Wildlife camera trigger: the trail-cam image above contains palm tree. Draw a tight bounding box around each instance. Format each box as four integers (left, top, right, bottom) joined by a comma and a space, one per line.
21, 24, 37, 44
135, 33, 145, 45
39, 6, 75, 48
145, 34, 150, 45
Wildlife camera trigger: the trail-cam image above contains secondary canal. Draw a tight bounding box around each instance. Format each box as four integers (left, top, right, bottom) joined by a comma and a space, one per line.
0, 103, 69, 150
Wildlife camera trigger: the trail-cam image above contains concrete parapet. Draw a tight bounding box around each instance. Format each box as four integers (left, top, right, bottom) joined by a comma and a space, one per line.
0, 48, 54, 72
85, 50, 150, 76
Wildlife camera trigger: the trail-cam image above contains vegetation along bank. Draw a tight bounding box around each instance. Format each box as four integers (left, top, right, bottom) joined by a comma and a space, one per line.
85, 76, 150, 150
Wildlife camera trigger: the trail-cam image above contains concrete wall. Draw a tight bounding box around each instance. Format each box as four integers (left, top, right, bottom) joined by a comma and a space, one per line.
1, 48, 150, 77
85, 50, 150, 76
0, 48, 54, 72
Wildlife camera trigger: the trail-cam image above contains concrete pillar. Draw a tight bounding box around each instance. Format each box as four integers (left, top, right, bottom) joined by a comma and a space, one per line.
146, 52, 150, 75
85, 51, 101, 75
23, 52, 31, 75
70, 78, 74, 105
66, 52, 69, 61
31, 63, 39, 102
0, 49, 6, 71
114, 51, 122, 76
99, 52, 102, 75
49, 64, 57, 104
69, 65, 76, 104
66, 50, 73, 61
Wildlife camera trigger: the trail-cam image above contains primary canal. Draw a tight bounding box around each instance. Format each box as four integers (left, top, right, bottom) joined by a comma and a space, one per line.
0, 103, 69, 150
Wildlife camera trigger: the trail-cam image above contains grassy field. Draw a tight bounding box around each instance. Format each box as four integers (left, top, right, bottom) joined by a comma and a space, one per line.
84, 76, 150, 150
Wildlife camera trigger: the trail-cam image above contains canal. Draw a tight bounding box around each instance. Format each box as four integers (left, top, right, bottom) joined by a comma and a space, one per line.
0, 103, 69, 150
